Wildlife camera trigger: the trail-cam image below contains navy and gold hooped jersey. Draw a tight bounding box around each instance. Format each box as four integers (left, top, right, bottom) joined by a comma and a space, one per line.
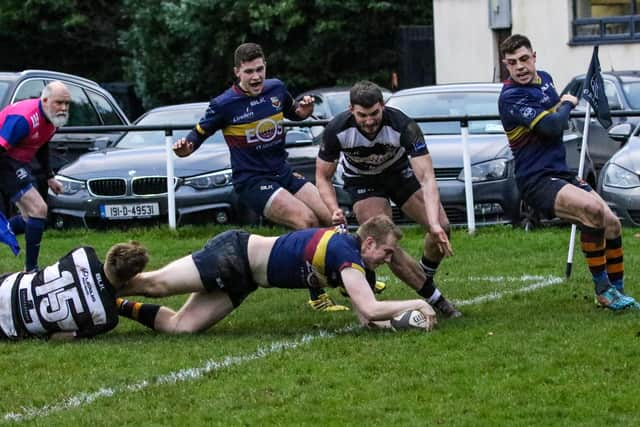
0, 247, 118, 340
185, 79, 299, 184
498, 71, 569, 183
266, 226, 366, 290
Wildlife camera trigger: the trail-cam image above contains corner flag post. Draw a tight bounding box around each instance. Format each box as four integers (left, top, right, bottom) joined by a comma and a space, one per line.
565, 45, 612, 279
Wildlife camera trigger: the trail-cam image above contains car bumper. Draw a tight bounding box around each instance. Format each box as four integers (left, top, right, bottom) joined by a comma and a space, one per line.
600, 185, 640, 226
48, 185, 241, 228
432, 177, 521, 226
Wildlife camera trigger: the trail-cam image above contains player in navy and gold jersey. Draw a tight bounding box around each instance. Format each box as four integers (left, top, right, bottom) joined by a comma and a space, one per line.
498, 34, 638, 311
0, 241, 148, 340
315, 81, 460, 318
116, 215, 437, 333
174, 42, 344, 311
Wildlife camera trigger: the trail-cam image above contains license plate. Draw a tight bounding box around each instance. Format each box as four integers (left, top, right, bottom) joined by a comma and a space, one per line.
100, 203, 160, 219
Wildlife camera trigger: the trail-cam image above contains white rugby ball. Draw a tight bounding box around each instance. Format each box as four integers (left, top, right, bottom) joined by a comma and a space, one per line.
390, 310, 429, 331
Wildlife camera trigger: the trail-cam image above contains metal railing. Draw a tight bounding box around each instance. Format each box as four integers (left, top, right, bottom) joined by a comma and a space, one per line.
55, 109, 640, 231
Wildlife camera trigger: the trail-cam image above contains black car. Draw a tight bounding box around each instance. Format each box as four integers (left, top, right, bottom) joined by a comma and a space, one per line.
561, 70, 640, 185
48, 103, 327, 228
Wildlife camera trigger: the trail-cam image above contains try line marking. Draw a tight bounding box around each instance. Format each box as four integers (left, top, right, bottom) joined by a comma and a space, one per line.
2, 274, 562, 424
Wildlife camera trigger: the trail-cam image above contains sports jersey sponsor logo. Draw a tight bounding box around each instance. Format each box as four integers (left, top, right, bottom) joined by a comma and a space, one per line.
19, 288, 35, 323
270, 97, 281, 108
250, 97, 267, 107
519, 106, 536, 120
302, 262, 325, 288
233, 110, 255, 123
246, 118, 284, 144
80, 266, 97, 303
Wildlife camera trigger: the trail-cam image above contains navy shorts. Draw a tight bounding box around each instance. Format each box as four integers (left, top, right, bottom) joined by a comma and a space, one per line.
519, 171, 592, 219
343, 166, 421, 207
191, 230, 257, 307
234, 167, 309, 215
0, 157, 37, 202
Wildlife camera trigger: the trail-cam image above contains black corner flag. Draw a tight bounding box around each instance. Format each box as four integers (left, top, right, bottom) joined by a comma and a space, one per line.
582, 45, 612, 129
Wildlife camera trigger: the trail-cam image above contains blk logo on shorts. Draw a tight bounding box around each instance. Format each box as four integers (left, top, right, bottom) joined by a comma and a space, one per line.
16, 168, 28, 180
260, 184, 274, 191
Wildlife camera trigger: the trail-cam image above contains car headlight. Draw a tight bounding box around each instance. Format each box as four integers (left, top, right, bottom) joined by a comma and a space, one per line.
54, 175, 86, 195
183, 169, 233, 189
602, 163, 640, 188
457, 159, 508, 182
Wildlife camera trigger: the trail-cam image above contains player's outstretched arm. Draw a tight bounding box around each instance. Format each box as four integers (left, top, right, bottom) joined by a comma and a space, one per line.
341, 268, 437, 330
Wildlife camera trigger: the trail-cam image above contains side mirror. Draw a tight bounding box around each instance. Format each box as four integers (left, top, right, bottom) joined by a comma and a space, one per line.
608, 123, 633, 143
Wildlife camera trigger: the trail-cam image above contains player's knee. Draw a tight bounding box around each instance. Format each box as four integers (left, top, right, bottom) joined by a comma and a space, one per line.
584, 202, 606, 228
26, 201, 48, 218
294, 212, 319, 228
605, 214, 621, 236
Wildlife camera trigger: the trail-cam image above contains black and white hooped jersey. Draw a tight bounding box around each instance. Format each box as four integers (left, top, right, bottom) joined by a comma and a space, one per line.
318, 106, 428, 179
0, 246, 118, 340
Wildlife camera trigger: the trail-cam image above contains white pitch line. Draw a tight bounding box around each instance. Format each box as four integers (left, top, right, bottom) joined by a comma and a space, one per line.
2, 327, 354, 424
2, 274, 563, 424
454, 275, 563, 306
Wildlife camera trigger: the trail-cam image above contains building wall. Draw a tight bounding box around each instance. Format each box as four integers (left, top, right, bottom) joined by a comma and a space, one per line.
434, 0, 640, 89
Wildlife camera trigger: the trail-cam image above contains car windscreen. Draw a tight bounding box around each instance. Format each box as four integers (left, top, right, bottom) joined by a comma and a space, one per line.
622, 81, 640, 109
116, 108, 225, 148
387, 91, 504, 135
0, 82, 9, 102
326, 92, 350, 116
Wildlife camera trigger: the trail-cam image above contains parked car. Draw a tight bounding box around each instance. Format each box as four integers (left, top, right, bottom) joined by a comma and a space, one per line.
0, 69, 131, 171
596, 122, 640, 226
0, 69, 130, 215
295, 86, 393, 144
47, 102, 334, 228
561, 70, 640, 185
295, 86, 392, 120
383, 83, 522, 226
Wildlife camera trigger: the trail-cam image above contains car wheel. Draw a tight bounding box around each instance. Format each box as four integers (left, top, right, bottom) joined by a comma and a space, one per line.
518, 200, 541, 231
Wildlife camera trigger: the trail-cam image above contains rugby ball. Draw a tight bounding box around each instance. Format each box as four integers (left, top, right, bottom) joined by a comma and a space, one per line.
391, 310, 429, 331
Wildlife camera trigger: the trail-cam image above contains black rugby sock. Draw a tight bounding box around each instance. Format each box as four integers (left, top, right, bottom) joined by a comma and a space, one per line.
116, 298, 161, 330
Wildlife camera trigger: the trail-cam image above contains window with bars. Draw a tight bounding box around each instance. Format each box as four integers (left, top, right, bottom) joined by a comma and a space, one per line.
572, 0, 640, 43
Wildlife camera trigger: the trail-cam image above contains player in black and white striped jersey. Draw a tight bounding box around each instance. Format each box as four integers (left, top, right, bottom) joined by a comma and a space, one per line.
0, 241, 148, 341
316, 81, 461, 318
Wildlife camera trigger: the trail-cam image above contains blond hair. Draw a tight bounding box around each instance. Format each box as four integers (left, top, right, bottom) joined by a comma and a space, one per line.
356, 214, 402, 244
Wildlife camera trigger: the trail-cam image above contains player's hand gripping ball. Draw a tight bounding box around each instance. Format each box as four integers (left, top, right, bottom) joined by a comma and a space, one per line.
390, 310, 431, 331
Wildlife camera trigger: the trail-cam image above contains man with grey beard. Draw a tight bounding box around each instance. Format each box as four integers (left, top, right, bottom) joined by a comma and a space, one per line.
0, 81, 69, 271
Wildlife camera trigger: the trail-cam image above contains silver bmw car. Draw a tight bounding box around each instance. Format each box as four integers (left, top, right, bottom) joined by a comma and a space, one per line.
47, 102, 319, 228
